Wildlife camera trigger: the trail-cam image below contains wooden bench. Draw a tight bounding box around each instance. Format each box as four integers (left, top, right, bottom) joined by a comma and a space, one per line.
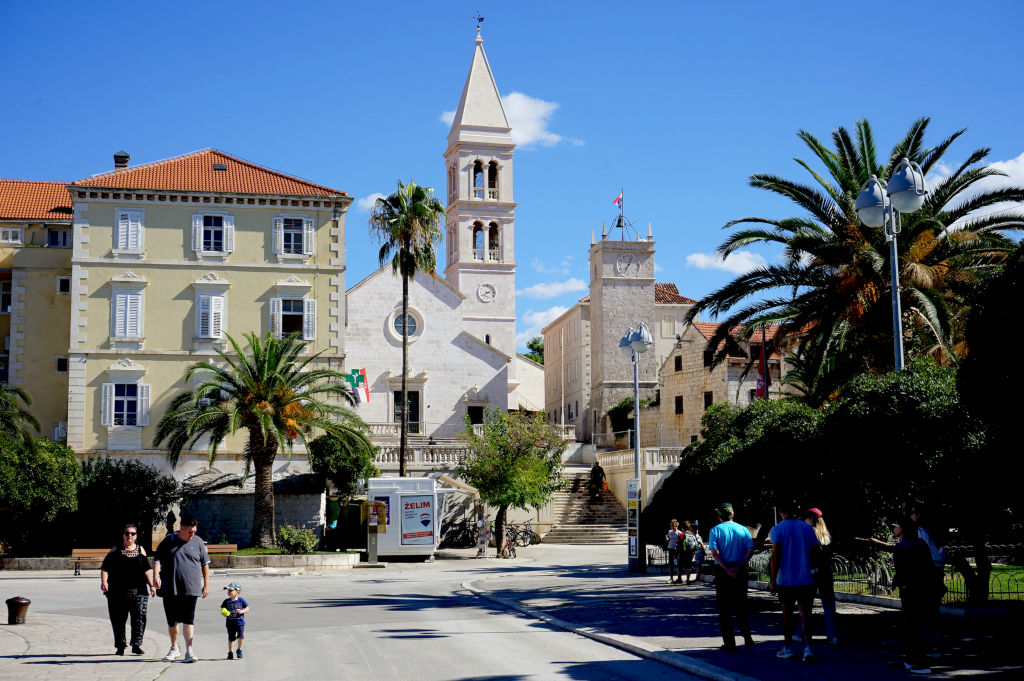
206, 544, 238, 556
71, 548, 110, 576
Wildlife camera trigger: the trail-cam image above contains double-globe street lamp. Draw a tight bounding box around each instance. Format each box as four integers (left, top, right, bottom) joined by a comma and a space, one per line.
854, 158, 928, 371
619, 321, 653, 572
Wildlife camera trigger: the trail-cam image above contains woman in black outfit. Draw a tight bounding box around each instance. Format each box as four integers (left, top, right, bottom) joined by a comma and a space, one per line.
100, 523, 157, 655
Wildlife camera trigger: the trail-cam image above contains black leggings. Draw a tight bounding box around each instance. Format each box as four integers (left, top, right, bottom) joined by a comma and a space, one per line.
106, 591, 149, 648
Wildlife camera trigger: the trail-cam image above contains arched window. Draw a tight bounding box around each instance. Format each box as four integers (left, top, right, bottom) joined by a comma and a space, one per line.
447, 164, 456, 204
485, 334, 491, 345
487, 161, 499, 199
472, 222, 484, 261
472, 161, 484, 199
487, 222, 500, 262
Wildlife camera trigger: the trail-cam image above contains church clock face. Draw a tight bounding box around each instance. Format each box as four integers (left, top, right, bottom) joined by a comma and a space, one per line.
477, 283, 496, 303
616, 253, 640, 277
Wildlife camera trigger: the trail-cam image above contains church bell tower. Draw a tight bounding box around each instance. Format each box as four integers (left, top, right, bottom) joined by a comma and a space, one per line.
444, 28, 517, 366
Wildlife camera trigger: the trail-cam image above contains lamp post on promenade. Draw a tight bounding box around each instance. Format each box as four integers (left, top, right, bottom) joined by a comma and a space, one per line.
855, 158, 928, 371
619, 321, 652, 572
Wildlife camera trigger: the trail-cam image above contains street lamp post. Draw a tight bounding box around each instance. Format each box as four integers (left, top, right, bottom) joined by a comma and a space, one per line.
855, 158, 927, 371
619, 321, 653, 572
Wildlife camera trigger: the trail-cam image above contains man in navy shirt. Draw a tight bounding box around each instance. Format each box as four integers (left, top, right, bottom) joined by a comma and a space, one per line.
708, 502, 755, 651
770, 502, 821, 663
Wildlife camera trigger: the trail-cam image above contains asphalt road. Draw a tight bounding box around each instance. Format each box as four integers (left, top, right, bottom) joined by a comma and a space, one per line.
2, 545, 702, 681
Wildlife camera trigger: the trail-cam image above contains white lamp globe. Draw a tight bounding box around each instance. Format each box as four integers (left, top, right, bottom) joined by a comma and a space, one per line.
630, 322, 653, 353
887, 158, 927, 214
855, 176, 888, 227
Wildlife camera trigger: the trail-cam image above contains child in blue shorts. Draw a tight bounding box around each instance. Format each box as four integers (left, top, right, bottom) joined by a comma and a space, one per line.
220, 581, 249, 660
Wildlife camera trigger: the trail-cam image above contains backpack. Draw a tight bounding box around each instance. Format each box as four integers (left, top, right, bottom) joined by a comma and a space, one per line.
683, 532, 698, 550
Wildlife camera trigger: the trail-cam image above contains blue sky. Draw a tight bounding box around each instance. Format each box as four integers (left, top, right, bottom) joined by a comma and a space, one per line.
3, 1, 1022, 351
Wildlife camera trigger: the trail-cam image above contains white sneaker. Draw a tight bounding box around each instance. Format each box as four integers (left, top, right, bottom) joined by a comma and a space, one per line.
802, 648, 816, 663
162, 647, 180, 661
776, 647, 796, 659
183, 649, 198, 663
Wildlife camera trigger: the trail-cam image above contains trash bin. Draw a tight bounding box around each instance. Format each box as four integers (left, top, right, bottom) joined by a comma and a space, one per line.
6, 596, 30, 624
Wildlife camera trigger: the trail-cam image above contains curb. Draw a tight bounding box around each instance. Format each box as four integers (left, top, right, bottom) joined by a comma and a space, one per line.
462, 580, 761, 681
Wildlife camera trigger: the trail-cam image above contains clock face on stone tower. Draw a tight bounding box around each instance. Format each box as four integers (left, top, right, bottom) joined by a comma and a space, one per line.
615, 253, 641, 277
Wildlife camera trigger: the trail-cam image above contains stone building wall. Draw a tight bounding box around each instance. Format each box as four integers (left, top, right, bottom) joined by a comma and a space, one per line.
181, 492, 325, 548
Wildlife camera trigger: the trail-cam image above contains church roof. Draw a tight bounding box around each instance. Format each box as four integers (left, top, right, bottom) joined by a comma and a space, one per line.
71, 149, 347, 197
448, 30, 511, 134
0, 180, 73, 222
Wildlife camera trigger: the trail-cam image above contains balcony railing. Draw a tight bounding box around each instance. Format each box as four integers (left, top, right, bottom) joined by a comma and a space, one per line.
472, 423, 576, 441
487, 189, 499, 200
487, 247, 500, 262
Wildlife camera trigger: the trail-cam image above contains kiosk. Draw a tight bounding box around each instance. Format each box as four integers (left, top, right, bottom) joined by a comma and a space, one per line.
366, 477, 454, 558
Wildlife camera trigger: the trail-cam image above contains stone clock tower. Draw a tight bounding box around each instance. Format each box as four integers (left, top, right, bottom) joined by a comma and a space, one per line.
588, 224, 658, 429
443, 28, 517, 375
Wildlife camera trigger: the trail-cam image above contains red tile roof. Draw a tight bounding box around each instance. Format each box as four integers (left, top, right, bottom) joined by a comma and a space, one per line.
578, 282, 695, 305
71, 149, 347, 197
0, 180, 73, 222
655, 282, 697, 304
690, 321, 782, 359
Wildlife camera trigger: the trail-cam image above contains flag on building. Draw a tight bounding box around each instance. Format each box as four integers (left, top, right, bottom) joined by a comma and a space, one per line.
612, 191, 623, 207
344, 369, 371, 404
754, 330, 770, 399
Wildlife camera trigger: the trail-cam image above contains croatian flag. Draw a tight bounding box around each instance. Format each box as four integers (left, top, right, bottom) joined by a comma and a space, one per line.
612, 191, 623, 207
358, 368, 370, 403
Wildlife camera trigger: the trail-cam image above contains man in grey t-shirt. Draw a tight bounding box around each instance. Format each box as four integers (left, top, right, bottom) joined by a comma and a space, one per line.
153, 516, 210, 663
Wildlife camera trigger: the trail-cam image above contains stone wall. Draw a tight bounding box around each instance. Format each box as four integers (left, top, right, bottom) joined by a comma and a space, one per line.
182, 492, 325, 548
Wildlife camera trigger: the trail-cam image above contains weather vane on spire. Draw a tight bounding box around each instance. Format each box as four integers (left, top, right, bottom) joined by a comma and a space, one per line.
475, 11, 484, 28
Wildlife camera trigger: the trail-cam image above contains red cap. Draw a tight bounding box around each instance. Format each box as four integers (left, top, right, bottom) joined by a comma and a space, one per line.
806, 508, 822, 518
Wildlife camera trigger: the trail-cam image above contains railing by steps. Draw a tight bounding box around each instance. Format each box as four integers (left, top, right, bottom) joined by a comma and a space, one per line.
374, 443, 471, 470
597, 448, 683, 472
472, 423, 576, 441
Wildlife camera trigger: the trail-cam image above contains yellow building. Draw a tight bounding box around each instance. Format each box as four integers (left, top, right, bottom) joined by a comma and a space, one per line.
0, 179, 74, 440
40, 149, 351, 475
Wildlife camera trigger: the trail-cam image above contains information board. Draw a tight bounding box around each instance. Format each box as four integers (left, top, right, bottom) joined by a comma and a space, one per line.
400, 495, 434, 545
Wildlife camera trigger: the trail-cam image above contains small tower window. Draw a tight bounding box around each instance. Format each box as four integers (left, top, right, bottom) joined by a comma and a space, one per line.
447, 163, 456, 204
488, 222, 500, 262
472, 161, 484, 199
472, 222, 484, 261
485, 334, 491, 345
487, 161, 499, 200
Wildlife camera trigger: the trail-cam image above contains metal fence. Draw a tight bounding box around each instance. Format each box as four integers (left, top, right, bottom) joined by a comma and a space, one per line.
646, 544, 1024, 606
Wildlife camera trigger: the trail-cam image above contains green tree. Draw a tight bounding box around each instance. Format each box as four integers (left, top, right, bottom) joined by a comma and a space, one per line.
154, 332, 374, 547
0, 383, 41, 450
0, 438, 79, 552
457, 408, 567, 555
369, 179, 445, 476
74, 457, 180, 550
686, 118, 1024, 383
307, 433, 380, 500
524, 337, 544, 364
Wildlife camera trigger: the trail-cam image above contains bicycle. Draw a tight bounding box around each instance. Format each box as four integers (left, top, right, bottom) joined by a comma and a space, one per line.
500, 526, 517, 559
509, 521, 533, 547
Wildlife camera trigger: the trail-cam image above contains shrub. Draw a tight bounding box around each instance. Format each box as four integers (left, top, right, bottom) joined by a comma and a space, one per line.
276, 525, 318, 554
307, 433, 379, 498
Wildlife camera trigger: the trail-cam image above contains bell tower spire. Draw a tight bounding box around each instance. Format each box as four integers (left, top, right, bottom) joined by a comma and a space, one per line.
443, 29, 518, 396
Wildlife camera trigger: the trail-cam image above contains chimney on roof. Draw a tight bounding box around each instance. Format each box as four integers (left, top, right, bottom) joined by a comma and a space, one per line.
113, 151, 130, 169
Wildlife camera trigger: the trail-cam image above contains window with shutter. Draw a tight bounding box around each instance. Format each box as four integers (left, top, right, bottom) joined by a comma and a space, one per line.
210, 295, 224, 338
197, 294, 226, 339
113, 292, 143, 339
223, 215, 235, 253
116, 210, 144, 252
270, 297, 282, 338
272, 218, 284, 254
138, 384, 150, 426
192, 215, 203, 253
101, 383, 115, 426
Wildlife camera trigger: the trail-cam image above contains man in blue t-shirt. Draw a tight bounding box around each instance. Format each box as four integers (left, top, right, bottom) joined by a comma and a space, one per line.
770, 502, 821, 663
707, 502, 755, 651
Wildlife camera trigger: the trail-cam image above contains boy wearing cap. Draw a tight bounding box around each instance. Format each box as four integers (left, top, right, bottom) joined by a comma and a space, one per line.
219, 582, 249, 660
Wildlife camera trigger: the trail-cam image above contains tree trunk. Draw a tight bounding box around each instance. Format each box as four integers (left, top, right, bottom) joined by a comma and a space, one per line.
399, 271, 409, 477
495, 505, 507, 557
249, 430, 278, 548
951, 527, 991, 608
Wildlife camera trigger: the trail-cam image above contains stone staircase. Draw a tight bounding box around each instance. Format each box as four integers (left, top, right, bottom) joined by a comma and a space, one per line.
543, 467, 627, 545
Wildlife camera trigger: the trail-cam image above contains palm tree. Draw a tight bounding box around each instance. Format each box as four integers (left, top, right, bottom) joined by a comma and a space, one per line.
686, 118, 1024, 382
369, 179, 444, 476
154, 332, 374, 547
0, 384, 40, 450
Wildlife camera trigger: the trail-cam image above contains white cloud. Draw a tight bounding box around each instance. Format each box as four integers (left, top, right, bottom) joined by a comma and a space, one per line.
440, 92, 582, 148
355, 192, 385, 213
928, 152, 1024, 226
685, 251, 768, 275
516, 278, 587, 300
531, 255, 574, 275
516, 305, 569, 348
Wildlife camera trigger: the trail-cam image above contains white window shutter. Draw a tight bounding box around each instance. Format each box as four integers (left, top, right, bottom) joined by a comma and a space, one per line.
302, 298, 316, 341
138, 384, 150, 426
101, 383, 114, 426
126, 293, 141, 338
210, 295, 224, 338
270, 297, 282, 338
127, 211, 142, 251
198, 294, 211, 337
113, 294, 127, 336
117, 211, 129, 249
303, 218, 315, 255
223, 215, 235, 253
272, 218, 283, 254
192, 215, 203, 253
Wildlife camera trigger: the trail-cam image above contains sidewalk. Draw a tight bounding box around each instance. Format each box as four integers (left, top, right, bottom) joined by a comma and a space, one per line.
467, 563, 1024, 681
